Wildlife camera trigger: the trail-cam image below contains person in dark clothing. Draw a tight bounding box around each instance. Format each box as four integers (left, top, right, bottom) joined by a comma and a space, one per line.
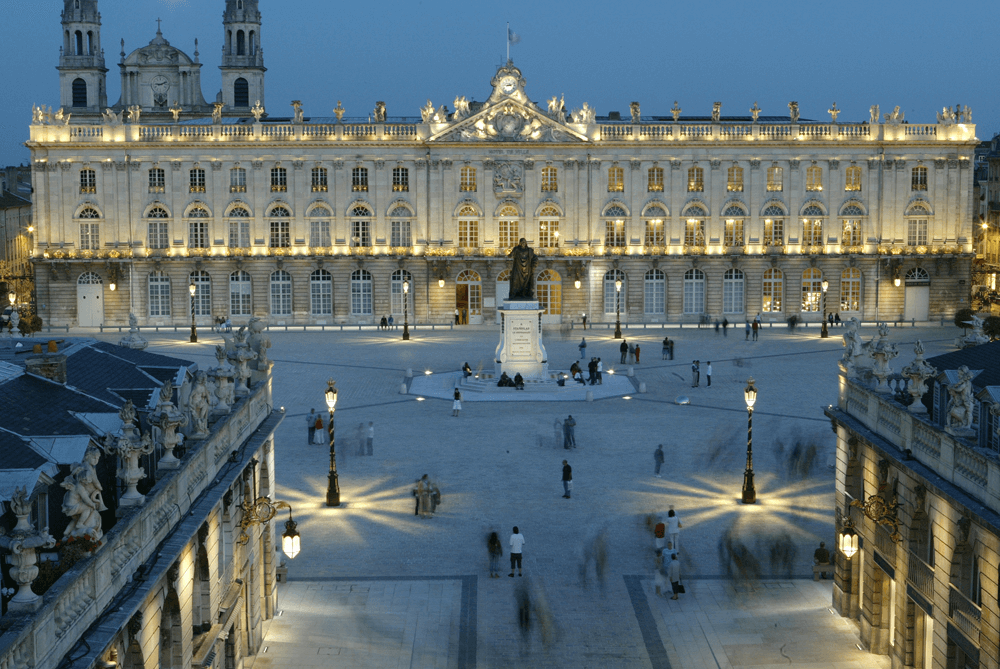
662, 337, 670, 360
814, 541, 831, 579
513, 373, 525, 390
564, 415, 576, 448
722, 317, 728, 336
620, 340, 628, 364
588, 358, 598, 385
691, 360, 700, 387
498, 372, 513, 387
562, 460, 572, 498
462, 362, 472, 378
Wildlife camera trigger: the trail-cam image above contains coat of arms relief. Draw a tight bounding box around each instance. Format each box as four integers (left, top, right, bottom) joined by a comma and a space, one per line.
491, 161, 523, 196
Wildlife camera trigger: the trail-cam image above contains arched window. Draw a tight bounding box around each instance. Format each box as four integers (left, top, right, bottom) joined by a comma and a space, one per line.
604, 269, 626, 315
644, 269, 665, 315
762, 268, 783, 312
724, 205, 745, 247
309, 207, 331, 248
78, 272, 102, 285
687, 166, 704, 192
458, 205, 479, 249
723, 269, 745, 314
497, 205, 520, 249
234, 78, 249, 108
146, 206, 169, 250
310, 269, 332, 315
906, 267, 930, 283
841, 204, 865, 246
74, 30, 83, 55
907, 204, 929, 247
269, 206, 290, 248
801, 268, 823, 312
351, 269, 373, 315
390, 269, 413, 317
604, 205, 627, 248
350, 205, 372, 247
187, 206, 210, 249
456, 269, 482, 318
79, 207, 101, 250
236, 30, 246, 55
845, 165, 862, 192
270, 270, 292, 316
149, 271, 171, 317
802, 205, 825, 246
683, 269, 705, 314
496, 269, 510, 304
763, 204, 785, 246
841, 268, 861, 312
644, 205, 666, 247
230, 270, 252, 316
72, 78, 87, 108
228, 205, 250, 248
683, 205, 706, 247
538, 206, 560, 248
190, 271, 211, 317
536, 269, 561, 316
390, 205, 412, 248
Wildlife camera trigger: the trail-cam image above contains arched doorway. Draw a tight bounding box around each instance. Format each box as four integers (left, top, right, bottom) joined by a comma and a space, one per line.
536, 269, 562, 324
904, 267, 930, 321
455, 270, 482, 325
77, 272, 103, 327
495, 269, 510, 324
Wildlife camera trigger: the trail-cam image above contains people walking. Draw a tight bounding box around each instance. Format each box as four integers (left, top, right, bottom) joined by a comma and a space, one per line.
588, 358, 598, 385
666, 507, 682, 550
706, 361, 712, 387
564, 415, 576, 448
628, 343, 636, 364
722, 317, 729, 336
488, 532, 504, 578
745, 321, 751, 340
416, 474, 437, 518
634, 345, 641, 364
366, 421, 375, 455
596, 358, 603, 384
752, 319, 759, 341
388, 315, 394, 329
662, 337, 670, 360
579, 337, 587, 360
452, 389, 462, 417
691, 360, 700, 387
314, 414, 325, 444
562, 460, 572, 498
582, 313, 587, 329
509, 527, 525, 577
620, 340, 628, 364
668, 553, 681, 599
654, 444, 665, 477
307, 409, 317, 444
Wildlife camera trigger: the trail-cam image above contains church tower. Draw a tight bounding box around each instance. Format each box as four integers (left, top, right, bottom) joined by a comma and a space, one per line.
220, 0, 265, 113
58, 0, 108, 112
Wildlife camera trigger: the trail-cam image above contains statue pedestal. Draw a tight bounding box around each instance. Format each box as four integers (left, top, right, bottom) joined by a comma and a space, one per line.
494, 300, 548, 380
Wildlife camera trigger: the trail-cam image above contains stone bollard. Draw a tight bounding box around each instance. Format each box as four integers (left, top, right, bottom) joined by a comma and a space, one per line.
639, 382, 647, 393
586, 391, 594, 402
400, 383, 408, 394
628, 366, 635, 377
406, 368, 413, 378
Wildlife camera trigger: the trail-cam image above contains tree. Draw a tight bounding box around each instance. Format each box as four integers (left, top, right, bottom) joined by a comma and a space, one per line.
954, 308, 975, 333
984, 316, 1000, 341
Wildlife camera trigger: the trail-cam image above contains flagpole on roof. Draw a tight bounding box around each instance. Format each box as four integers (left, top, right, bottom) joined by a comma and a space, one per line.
506, 22, 509, 62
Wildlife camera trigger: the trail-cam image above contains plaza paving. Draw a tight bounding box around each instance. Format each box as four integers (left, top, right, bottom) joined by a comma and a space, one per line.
86, 322, 957, 668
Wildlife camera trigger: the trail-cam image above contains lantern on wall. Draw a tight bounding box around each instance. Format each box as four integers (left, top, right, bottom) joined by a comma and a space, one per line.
839, 516, 858, 559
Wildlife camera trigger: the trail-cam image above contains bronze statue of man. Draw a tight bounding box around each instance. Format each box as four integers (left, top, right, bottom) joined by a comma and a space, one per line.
507, 238, 537, 300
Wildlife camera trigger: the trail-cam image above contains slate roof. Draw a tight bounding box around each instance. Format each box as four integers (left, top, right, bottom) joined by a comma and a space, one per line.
66, 346, 164, 405
0, 190, 30, 210
0, 374, 115, 436
925, 341, 1000, 389
0, 429, 46, 469
91, 341, 194, 369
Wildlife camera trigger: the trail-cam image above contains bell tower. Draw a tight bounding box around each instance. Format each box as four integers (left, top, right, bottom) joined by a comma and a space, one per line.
58, 0, 108, 112
220, 0, 265, 112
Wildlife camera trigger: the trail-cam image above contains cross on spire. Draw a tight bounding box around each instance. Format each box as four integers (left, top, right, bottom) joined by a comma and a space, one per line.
156, 18, 162, 33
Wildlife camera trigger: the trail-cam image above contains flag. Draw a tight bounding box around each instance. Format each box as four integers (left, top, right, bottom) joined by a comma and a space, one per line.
508, 28, 521, 44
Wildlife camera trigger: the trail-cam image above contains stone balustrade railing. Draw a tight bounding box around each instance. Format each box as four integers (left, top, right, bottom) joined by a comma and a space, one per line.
31, 119, 976, 145
0, 378, 274, 669
834, 377, 1000, 514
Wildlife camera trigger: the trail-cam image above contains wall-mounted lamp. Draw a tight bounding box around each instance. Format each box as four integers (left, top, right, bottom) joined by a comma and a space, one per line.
839, 515, 859, 559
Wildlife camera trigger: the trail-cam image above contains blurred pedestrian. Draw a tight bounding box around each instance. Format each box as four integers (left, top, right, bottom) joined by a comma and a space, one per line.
691, 360, 700, 387
628, 343, 636, 364
562, 460, 572, 498
313, 414, 325, 444
564, 415, 576, 448
654, 444, 665, 477
579, 337, 587, 360
662, 336, 670, 360
722, 317, 729, 336
620, 340, 628, 364
509, 526, 525, 577
814, 541, 831, 579
452, 389, 462, 417
366, 421, 374, 455
596, 358, 603, 384
669, 553, 682, 599
488, 531, 503, 578
307, 409, 317, 444
666, 507, 682, 549
706, 361, 712, 387
634, 344, 641, 364
745, 321, 751, 340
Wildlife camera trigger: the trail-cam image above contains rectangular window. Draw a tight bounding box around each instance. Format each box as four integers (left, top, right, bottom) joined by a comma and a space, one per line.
391, 220, 412, 247
764, 218, 784, 246
189, 168, 206, 193
608, 166, 624, 192
270, 279, 292, 316
229, 221, 250, 248
351, 220, 371, 247
80, 223, 100, 250
727, 166, 743, 192
912, 166, 928, 191
806, 165, 823, 192
309, 220, 331, 247
269, 220, 290, 248
767, 165, 783, 191
458, 219, 478, 248
149, 277, 171, 317
541, 166, 558, 192
644, 220, 664, 246
189, 221, 209, 248
80, 169, 96, 194
684, 219, 705, 246
352, 167, 368, 192
148, 168, 165, 193
845, 166, 862, 192
724, 218, 744, 246
843, 219, 862, 246
311, 276, 332, 315
460, 167, 477, 192
687, 167, 704, 192
647, 167, 664, 192
498, 220, 519, 248
392, 167, 409, 192
230, 279, 252, 316
270, 167, 287, 192
908, 219, 928, 246
538, 220, 559, 248
311, 167, 328, 192
230, 168, 247, 192
802, 219, 824, 246
148, 222, 169, 249
605, 220, 626, 247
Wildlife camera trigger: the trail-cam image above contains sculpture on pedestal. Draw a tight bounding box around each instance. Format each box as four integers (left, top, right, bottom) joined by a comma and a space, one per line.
187, 371, 212, 439
867, 323, 899, 393
149, 380, 187, 468
900, 341, 937, 413
946, 366, 976, 435
118, 312, 149, 350
62, 446, 107, 540
956, 314, 989, 348
507, 238, 538, 300
229, 327, 257, 397
839, 317, 866, 377
210, 344, 235, 415
101, 400, 155, 507
0, 487, 57, 610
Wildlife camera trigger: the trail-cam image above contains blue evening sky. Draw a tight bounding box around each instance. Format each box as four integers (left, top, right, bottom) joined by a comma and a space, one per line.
1, 0, 997, 165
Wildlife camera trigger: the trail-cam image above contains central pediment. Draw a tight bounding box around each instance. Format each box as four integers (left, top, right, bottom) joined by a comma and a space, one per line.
430, 97, 590, 143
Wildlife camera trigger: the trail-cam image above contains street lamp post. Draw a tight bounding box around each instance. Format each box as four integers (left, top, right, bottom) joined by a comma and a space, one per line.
741, 378, 757, 504
820, 278, 829, 338
324, 379, 341, 507
614, 278, 622, 339
188, 282, 198, 343
402, 280, 410, 341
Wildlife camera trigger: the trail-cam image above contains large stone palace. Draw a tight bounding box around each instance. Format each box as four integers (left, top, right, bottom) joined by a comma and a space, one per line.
28, 0, 978, 328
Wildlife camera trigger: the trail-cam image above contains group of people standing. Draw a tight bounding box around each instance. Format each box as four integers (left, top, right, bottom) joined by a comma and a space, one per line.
690, 360, 712, 387
413, 474, 441, 518
487, 527, 526, 578
653, 507, 683, 599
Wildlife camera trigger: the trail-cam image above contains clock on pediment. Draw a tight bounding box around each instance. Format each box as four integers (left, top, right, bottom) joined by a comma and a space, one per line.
490, 61, 525, 99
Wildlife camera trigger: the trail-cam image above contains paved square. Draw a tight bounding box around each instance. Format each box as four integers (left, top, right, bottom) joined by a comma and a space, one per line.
89, 322, 949, 667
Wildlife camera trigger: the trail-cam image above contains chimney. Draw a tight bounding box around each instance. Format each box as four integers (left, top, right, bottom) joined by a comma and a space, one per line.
25, 341, 67, 384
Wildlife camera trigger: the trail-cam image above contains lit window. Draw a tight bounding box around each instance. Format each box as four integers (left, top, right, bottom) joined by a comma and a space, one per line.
763, 205, 785, 246
683, 206, 706, 246
80, 223, 100, 250
311, 167, 328, 192
762, 268, 783, 312
912, 166, 928, 191
644, 206, 666, 247
270, 167, 287, 192
230, 167, 247, 192
801, 268, 823, 312
188, 207, 210, 249
541, 166, 558, 192
841, 205, 864, 246
148, 168, 165, 193
536, 269, 562, 316
80, 168, 96, 194
604, 205, 627, 247
390, 206, 412, 247
647, 167, 664, 192
351, 205, 372, 247
392, 167, 409, 192
687, 167, 704, 192
727, 165, 743, 192
806, 165, 823, 192
723, 205, 744, 247
538, 206, 560, 248
767, 165, 783, 192
458, 206, 479, 248
460, 167, 477, 192
845, 165, 862, 192
802, 205, 825, 246
308, 207, 331, 247
268, 206, 290, 248
497, 205, 520, 249
608, 166, 624, 192
841, 268, 861, 311
189, 168, 206, 193
352, 167, 368, 192
907, 205, 929, 246
228, 206, 250, 248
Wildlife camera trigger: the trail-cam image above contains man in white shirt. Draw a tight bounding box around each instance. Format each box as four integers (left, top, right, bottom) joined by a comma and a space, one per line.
706, 361, 713, 387
509, 526, 525, 577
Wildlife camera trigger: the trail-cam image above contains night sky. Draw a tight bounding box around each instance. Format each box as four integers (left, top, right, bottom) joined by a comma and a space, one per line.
2, 0, 998, 164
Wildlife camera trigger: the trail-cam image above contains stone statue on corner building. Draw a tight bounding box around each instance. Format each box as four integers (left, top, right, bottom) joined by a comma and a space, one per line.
946, 365, 976, 435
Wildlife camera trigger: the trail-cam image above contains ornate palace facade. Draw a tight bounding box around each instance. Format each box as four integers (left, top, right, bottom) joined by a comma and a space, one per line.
29, 0, 978, 328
